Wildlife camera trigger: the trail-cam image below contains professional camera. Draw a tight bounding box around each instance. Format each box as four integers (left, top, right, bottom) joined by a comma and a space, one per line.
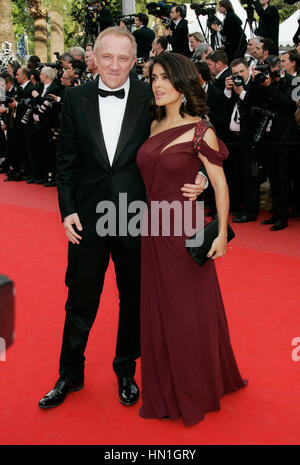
232, 74, 245, 86
39, 95, 56, 114
36, 61, 61, 71
146, 2, 176, 19
21, 98, 39, 125
190, 2, 217, 17
190, 2, 220, 32
254, 63, 269, 83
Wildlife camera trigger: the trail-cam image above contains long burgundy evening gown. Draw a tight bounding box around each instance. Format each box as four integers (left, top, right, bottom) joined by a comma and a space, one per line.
136, 121, 247, 426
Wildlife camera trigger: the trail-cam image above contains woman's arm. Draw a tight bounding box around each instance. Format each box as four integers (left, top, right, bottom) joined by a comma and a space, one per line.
198, 128, 229, 260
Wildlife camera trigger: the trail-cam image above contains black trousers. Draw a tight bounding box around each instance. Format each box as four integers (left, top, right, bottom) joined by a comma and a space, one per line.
59, 235, 141, 383
263, 146, 289, 221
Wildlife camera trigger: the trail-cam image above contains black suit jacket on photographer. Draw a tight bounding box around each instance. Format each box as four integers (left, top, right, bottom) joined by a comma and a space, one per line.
243, 73, 297, 145
225, 77, 258, 142
133, 26, 155, 59
167, 18, 190, 57
34, 80, 62, 133
220, 11, 247, 63
206, 82, 231, 141
254, 0, 279, 55
97, 6, 114, 33
15, 81, 35, 129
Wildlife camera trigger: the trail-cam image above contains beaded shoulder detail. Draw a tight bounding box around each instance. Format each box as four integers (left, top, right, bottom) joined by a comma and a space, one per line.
193, 120, 214, 152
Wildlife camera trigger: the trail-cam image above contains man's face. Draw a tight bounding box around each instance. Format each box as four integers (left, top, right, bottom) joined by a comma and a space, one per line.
256, 42, 265, 61
189, 37, 199, 51
269, 64, 282, 82
231, 63, 250, 84
40, 70, 48, 84
247, 39, 257, 57
280, 53, 295, 74
67, 63, 75, 79
61, 72, 72, 87
142, 61, 151, 79
62, 58, 71, 70
170, 7, 179, 21
94, 34, 136, 89
135, 17, 142, 28
16, 68, 25, 85
206, 59, 217, 77
259, 0, 269, 6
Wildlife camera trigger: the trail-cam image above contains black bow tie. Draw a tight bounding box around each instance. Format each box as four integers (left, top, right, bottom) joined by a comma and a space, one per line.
98, 88, 125, 99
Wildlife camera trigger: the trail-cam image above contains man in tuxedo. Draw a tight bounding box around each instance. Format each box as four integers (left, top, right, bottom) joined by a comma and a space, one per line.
224, 59, 260, 221
9, 68, 35, 181
38, 27, 206, 409
164, 5, 190, 57
30, 67, 62, 185
92, 0, 114, 34
151, 36, 168, 57
256, 37, 276, 65
243, 57, 297, 230
206, 50, 231, 91
246, 37, 260, 71
133, 13, 155, 59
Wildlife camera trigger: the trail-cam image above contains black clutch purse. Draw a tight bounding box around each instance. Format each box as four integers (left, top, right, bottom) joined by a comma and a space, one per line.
185, 217, 235, 266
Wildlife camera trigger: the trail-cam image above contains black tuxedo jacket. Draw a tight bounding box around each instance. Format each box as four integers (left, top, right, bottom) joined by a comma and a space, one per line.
15, 81, 35, 128
220, 12, 247, 63
167, 19, 190, 57
214, 68, 231, 92
206, 82, 231, 142
34, 80, 62, 132
225, 78, 258, 143
133, 26, 155, 59
56, 77, 152, 242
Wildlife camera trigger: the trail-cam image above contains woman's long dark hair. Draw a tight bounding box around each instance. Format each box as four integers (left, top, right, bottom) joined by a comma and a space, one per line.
148, 52, 208, 121
219, 0, 234, 13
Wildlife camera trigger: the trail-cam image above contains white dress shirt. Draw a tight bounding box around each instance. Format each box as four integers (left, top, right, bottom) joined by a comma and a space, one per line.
41, 82, 51, 97
98, 77, 130, 166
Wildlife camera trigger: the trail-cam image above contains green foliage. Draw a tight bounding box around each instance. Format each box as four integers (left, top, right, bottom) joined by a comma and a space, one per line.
10, 0, 300, 55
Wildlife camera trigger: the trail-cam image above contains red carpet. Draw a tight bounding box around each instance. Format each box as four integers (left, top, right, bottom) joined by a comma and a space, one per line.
0, 173, 300, 445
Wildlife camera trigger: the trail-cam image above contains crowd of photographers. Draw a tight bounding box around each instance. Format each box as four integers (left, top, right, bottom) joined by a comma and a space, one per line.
0, 0, 300, 230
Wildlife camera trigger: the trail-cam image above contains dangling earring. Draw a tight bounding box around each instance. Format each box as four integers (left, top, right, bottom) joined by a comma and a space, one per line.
182, 95, 187, 105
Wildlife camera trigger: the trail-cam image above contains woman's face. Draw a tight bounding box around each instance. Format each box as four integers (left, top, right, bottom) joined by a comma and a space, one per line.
218, 5, 226, 14
151, 63, 182, 107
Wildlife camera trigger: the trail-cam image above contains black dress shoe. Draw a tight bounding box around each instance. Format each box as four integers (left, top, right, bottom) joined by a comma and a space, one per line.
26, 177, 35, 184
43, 179, 56, 187
38, 378, 84, 409
232, 215, 256, 223
118, 377, 139, 406
261, 215, 278, 225
270, 220, 287, 231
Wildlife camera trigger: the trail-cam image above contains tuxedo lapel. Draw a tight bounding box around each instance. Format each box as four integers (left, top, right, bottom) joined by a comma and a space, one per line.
81, 79, 110, 168
112, 78, 148, 167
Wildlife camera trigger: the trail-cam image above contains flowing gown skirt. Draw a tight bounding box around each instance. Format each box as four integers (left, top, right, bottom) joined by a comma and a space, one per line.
137, 122, 247, 426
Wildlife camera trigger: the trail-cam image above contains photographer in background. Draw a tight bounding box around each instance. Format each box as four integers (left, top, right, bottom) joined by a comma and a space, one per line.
151, 36, 168, 57
206, 50, 231, 91
253, 0, 279, 55
30, 67, 62, 186
90, 1, 114, 34
244, 57, 297, 230
9, 68, 35, 181
133, 13, 155, 59
256, 37, 276, 64
224, 59, 260, 222
164, 5, 190, 57
213, 0, 247, 64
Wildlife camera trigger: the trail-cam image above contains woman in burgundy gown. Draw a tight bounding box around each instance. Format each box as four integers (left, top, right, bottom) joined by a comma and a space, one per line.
136, 53, 246, 426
